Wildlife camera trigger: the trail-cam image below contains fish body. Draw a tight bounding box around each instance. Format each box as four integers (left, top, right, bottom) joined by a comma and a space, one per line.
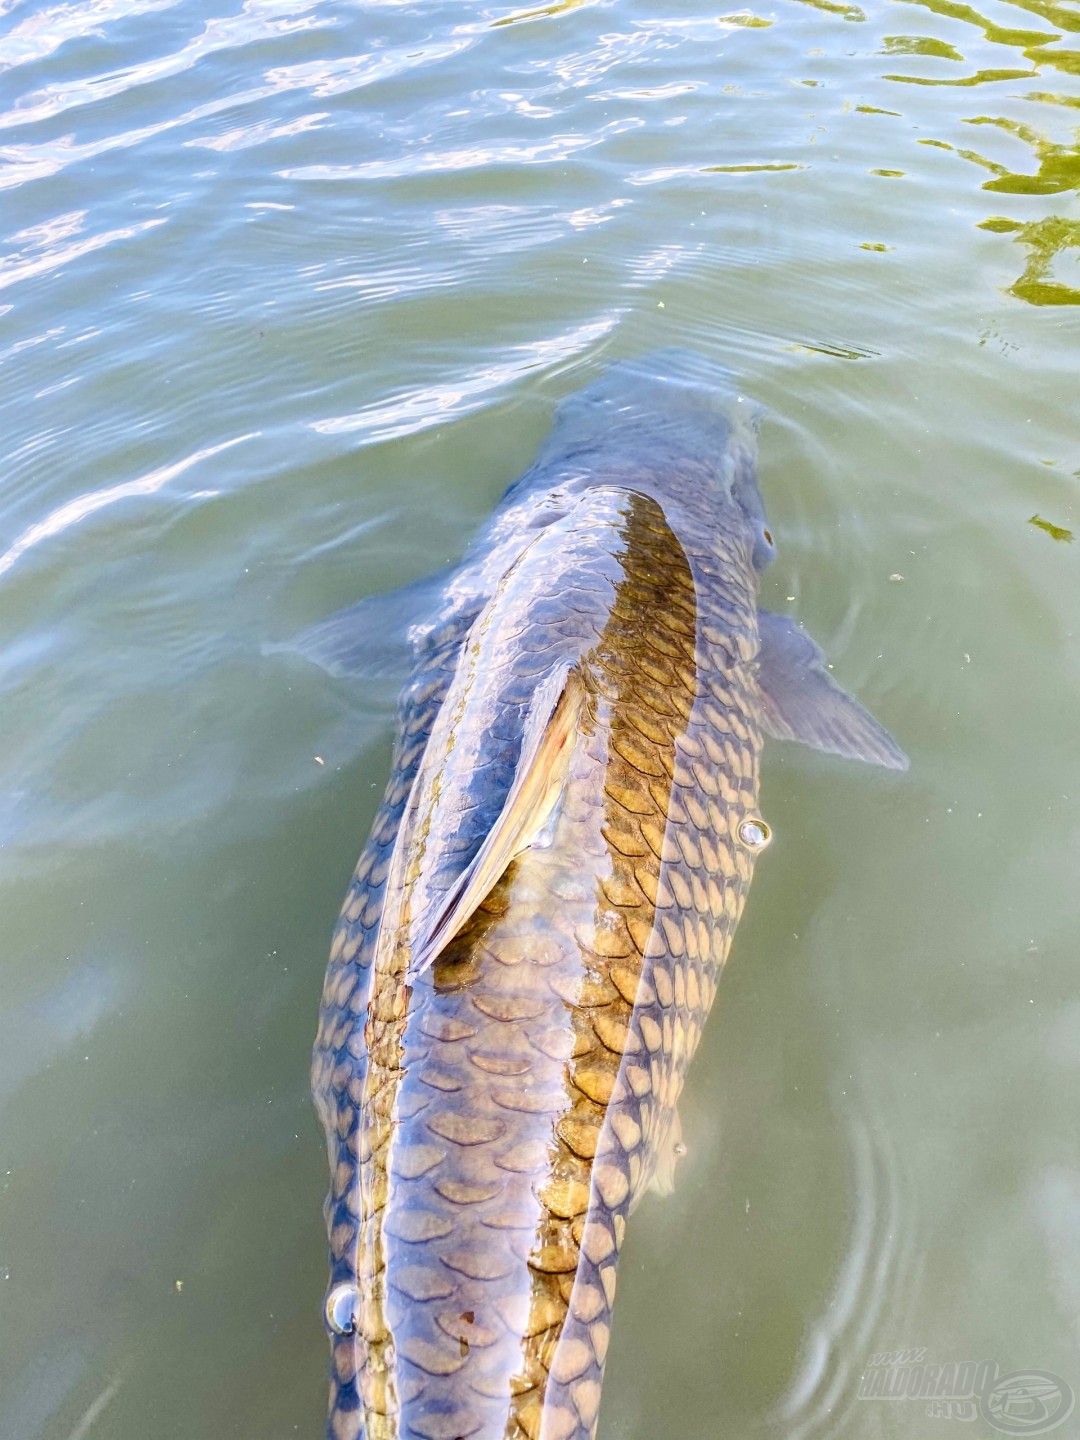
310, 355, 905, 1440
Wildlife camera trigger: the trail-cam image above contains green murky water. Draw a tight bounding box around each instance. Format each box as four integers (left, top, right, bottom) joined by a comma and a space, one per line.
1, 0, 1077, 1436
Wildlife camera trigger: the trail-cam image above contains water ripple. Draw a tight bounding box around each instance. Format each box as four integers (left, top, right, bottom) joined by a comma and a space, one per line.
281, 130, 612, 184
0, 0, 181, 74
0, 434, 254, 578
1, 0, 325, 127
309, 315, 618, 440
772, 1093, 919, 1440
0, 213, 164, 289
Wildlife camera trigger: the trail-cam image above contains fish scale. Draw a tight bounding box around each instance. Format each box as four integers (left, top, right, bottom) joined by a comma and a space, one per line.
317, 490, 762, 1440
310, 357, 906, 1440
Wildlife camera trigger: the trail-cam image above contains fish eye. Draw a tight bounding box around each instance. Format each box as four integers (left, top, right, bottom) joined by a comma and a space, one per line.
738, 817, 772, 851
751, 524, 776, 571
325, 1283, 360, 1335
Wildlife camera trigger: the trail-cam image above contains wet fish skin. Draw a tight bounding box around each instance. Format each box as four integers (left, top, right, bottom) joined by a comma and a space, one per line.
310, 355, 904, 1440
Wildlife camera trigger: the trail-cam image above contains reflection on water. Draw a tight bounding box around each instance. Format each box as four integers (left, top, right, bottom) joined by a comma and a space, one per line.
0, 0, 1077, 1434
883, 33, 967, 61
491, 0, 592, 28
924, 113, 1078, 195
1029, 512, 1074, 540
981, 213, 1080, 303
794, 0, 867, 23
868, 0, 1080, 304
918, 99, 1079, 301
885, 64, 1040, 85
905, 0, 1061, 51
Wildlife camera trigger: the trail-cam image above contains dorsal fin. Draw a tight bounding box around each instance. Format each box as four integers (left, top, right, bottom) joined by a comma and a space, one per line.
407, 664, 584, 978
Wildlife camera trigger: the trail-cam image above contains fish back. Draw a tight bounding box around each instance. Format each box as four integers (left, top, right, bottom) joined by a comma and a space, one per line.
317, 483, 768, 1440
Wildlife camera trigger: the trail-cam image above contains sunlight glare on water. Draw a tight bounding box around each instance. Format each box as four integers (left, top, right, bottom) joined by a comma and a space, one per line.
0, 0, 1077, 1435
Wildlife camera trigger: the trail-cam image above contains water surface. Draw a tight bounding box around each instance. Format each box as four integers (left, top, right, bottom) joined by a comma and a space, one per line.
0, 0, 1078, 1436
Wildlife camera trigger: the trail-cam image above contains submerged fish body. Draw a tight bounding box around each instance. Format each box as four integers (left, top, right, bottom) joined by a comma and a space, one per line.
310, 355, 905, 1440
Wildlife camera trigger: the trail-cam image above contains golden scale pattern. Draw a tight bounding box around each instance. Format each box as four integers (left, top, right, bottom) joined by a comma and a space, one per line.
313, 486, 767, 1440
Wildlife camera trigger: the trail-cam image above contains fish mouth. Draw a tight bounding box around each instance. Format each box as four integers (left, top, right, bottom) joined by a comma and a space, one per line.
543, 348, 762, 473
558, 347, 760, 420
586, 345, 740, 390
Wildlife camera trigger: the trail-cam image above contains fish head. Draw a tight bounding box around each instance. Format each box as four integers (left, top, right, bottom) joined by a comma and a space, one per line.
544, 350, 775, 569
732, 446, 775, 572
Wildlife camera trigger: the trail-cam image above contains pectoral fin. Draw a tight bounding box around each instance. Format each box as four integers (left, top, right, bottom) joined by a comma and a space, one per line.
629, 1106, 687, 1213
264, 570, 457, 682
756, 611, 908, 771
648, 1107, 686, 1200
408, 664, 584, 977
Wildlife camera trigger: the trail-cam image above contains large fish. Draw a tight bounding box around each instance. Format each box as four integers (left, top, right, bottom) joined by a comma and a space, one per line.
308, 353, 906, 1440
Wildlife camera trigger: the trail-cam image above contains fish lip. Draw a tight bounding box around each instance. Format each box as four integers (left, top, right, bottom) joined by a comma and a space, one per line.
545, 351, 764, 480
587, 346, 740, 392
559, 347, 761, 419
